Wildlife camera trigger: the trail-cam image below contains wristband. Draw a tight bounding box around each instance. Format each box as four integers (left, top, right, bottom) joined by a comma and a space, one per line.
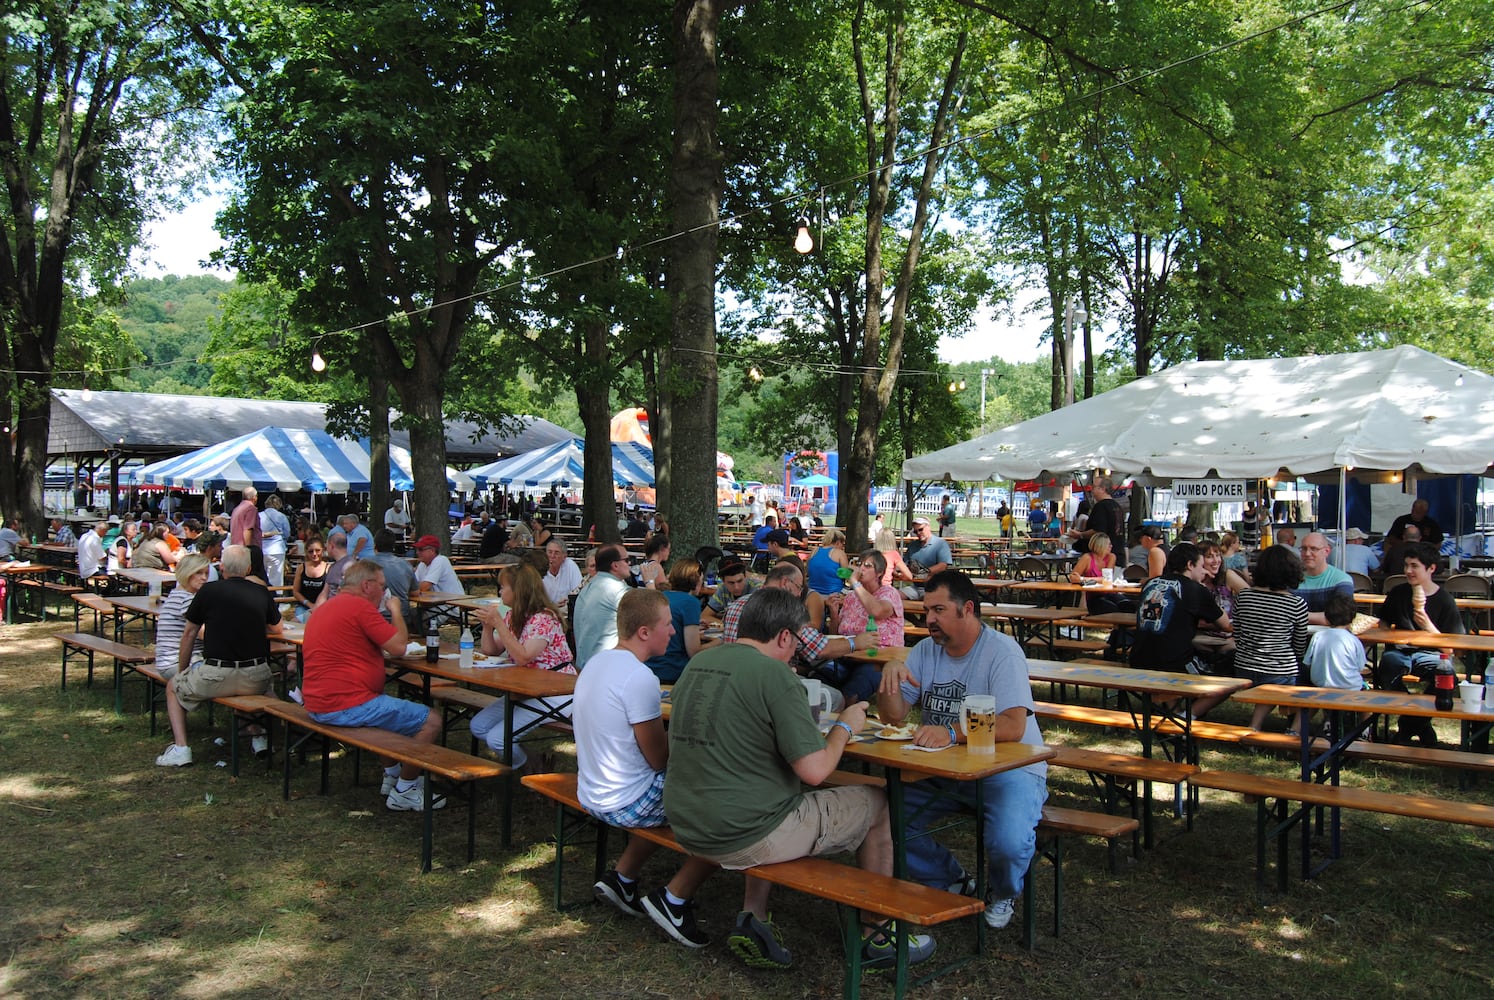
830, 721, 856, 740
945, 723, 959, 746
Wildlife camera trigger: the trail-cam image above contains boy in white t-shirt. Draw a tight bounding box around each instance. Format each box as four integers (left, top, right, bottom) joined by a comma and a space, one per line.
1304, 593, 1368, 690
573, 589, 715, 948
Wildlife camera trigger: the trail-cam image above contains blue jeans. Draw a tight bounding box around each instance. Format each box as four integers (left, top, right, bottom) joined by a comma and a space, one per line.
1375, 648, 1440, 691
901, 766, 1048, 900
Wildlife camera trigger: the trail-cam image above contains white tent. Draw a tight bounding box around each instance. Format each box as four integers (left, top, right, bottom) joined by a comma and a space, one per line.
902, 346, 1494, 483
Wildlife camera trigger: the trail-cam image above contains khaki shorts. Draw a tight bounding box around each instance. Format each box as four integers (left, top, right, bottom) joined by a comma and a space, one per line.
172, 661, 274, 712
704, 785, 883, 870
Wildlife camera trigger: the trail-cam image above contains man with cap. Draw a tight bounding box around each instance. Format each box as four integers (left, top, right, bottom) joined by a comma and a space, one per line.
1341, 527, 1380, 577
897, 517, 951, 579
412, 534, 464, 595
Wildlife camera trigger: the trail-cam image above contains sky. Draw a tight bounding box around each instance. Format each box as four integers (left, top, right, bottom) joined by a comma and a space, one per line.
135, 193, 1047, 365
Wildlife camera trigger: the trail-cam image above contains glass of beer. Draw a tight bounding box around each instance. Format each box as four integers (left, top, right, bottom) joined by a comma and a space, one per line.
961, 695, 998, 755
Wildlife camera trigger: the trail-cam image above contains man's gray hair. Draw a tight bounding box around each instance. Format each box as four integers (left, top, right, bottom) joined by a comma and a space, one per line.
735, 587, 809, 643
339, 513, 360, 526
242, 486, 258, 501
220, 545, 252, 578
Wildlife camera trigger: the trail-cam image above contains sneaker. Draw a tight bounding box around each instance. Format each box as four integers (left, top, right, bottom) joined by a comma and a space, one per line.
593, 869, 645, 917
983, 896, 1016, 929
155, 743, 193, 767
945, 870, 977, 897
381, 771, 400, 796
385, 776, 447, 811
642, 888, 709, 948
727, 911, 791, 969
250, 734, 269, 757
861, 924, 937, 971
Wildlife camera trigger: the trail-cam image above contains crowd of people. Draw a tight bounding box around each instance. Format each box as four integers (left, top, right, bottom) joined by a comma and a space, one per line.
21, 481, 1481, 972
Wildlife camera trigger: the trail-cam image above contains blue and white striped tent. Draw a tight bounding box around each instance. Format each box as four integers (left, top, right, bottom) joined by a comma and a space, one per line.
467, 438, 654, 489
130, 426, 474, 493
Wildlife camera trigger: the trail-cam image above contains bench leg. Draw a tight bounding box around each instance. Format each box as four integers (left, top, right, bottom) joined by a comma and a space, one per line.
421, 772, 434, 874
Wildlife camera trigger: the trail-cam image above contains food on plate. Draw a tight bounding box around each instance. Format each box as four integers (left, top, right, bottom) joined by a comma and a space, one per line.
877, 722, 918, 740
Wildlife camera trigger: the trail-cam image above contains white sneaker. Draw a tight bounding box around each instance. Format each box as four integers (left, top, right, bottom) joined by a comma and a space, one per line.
250, 734, 269, 757
156, 743, 193, 767
381, 771, 400, 796
983, 896, 1016, 929
386, 776, 447, 811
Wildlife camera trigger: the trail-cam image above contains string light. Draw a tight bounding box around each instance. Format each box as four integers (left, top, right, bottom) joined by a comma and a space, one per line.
793, 217, 814, 254
310, 345, 327, 373
948, 379, 966, 393
748, 366, 764, 382
81, 383, 93, 402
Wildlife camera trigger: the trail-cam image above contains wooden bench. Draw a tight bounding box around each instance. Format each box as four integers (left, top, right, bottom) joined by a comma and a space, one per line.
16, 578, 85, 621
237, 695, 509, 872
521, 771, 983, 998
1032, 804, 1139, 938
55, 632, 154, 714
71, 591, 116, 635
1190, 769, 1494, 897
1047, 745, 1196, 852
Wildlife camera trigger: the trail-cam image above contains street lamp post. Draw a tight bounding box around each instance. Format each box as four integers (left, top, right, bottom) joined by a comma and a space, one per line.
979, 368, 993, 425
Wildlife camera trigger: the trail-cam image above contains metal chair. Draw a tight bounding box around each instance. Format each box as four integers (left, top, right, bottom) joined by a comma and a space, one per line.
1347, 571, 1375, 593
1441, 573, 1491, 599
1123, 564, 1147, 584
1380, 573, 1407, 595
1016, 556, 1049, 581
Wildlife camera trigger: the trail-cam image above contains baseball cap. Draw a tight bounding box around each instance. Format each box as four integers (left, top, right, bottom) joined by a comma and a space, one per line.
1344, 527, 1368, 541
413, 534, 442, 550
911, 516, 931, 527
765, 528, 792, 547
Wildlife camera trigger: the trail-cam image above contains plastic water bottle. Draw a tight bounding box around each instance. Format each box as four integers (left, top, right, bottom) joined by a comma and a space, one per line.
864, 616, 879, 657
425, 617, 440, 663
459, 633, 475, 669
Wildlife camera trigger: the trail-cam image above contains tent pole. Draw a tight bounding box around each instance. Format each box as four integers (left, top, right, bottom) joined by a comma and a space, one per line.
1454, 476, 1464, 570
1336, 467, 1347, 570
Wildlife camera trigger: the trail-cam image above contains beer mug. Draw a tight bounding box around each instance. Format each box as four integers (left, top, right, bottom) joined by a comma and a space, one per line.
961, 694, 998, 755
802, 677, 834, 723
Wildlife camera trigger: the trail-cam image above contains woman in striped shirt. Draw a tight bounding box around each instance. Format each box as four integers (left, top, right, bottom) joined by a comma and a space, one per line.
1232, 545, 1310, 732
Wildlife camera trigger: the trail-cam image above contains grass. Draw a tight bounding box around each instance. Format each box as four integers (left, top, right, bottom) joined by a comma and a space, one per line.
2, 608, 1493, 999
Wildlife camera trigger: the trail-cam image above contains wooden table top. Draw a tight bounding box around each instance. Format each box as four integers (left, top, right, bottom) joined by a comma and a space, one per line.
1025, 659, 1251, 699
984, 603, 1073, 622
1230, 683, 1493, 721
840, 734, 1054, 781
1080, 611, 1139, 628
1355, 627, 1494, 654
1016, 579, 1141, 595
1353, 592, 1494, 610
391, 655, 576, 699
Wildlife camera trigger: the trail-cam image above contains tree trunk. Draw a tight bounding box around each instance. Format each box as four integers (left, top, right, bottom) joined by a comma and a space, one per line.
368, 372, 391, 529
578, 320, 620, 543
667, 0, 723, 560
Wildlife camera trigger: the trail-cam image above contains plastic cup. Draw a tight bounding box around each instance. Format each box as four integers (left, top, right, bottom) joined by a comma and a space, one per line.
1458, 682, 1483, 713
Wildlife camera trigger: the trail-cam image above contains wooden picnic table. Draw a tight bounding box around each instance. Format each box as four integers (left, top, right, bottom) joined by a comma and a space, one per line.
391, 652, 575, 846
1229, 683, 1494, 877
840, 734, 1054, 953
1024, 659, 1249, 846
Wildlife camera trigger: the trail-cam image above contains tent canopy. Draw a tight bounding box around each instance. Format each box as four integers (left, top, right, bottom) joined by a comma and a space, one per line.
902, 346, 1494, 483
467, 438, 655, 489
131, 426, 474, 493
793, 474, 838, 488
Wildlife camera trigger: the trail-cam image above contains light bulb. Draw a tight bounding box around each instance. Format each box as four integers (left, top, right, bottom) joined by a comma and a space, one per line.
793, 218, 813, 254
1455, 374, 1465, 387
748, 366, 764, 382
311, 349, 327, 373
81, 386, 93, 402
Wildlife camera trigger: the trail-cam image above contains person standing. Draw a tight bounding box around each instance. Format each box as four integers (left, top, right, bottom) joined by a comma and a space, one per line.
1082, 477, 1125, 553
876, 570, 1048, 931
938, 494, 957, 538
155, 546, 282, 767
229, 487, 266, 581
259, 495, 292, 588
383, 497, 412, 536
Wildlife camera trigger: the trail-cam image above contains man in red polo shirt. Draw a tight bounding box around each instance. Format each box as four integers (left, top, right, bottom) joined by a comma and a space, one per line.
301, 558, 446, 810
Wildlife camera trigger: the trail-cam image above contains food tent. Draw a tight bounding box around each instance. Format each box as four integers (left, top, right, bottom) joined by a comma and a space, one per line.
131, 426, 475, 493
902, 346, 1494, 483
467, 438, 655, 490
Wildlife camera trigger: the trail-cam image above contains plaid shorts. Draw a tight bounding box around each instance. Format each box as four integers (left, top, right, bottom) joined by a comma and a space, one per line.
588, 770, 667, 829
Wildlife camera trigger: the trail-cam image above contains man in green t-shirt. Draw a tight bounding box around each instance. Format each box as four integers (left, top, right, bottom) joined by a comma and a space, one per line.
664, 588, 935, 972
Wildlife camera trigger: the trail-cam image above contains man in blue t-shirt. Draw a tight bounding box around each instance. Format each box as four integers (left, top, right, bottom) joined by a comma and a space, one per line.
899, 517, 950, 577
1294, 532, 1354, 626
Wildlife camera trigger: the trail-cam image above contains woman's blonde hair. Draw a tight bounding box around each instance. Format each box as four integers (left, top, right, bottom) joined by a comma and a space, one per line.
1089, 533, 1112, 556
822, 527, 846, 547
174, 552, 211, 587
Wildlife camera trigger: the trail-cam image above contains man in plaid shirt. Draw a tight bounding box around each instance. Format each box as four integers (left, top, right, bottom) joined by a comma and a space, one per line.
722, 563, 877, 708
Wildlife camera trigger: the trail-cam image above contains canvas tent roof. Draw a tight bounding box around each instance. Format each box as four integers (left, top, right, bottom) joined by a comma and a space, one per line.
47, 389, 571, 463
467, 438, 655, 489
129, 426, 475, 493
902, 346, 1494, 483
